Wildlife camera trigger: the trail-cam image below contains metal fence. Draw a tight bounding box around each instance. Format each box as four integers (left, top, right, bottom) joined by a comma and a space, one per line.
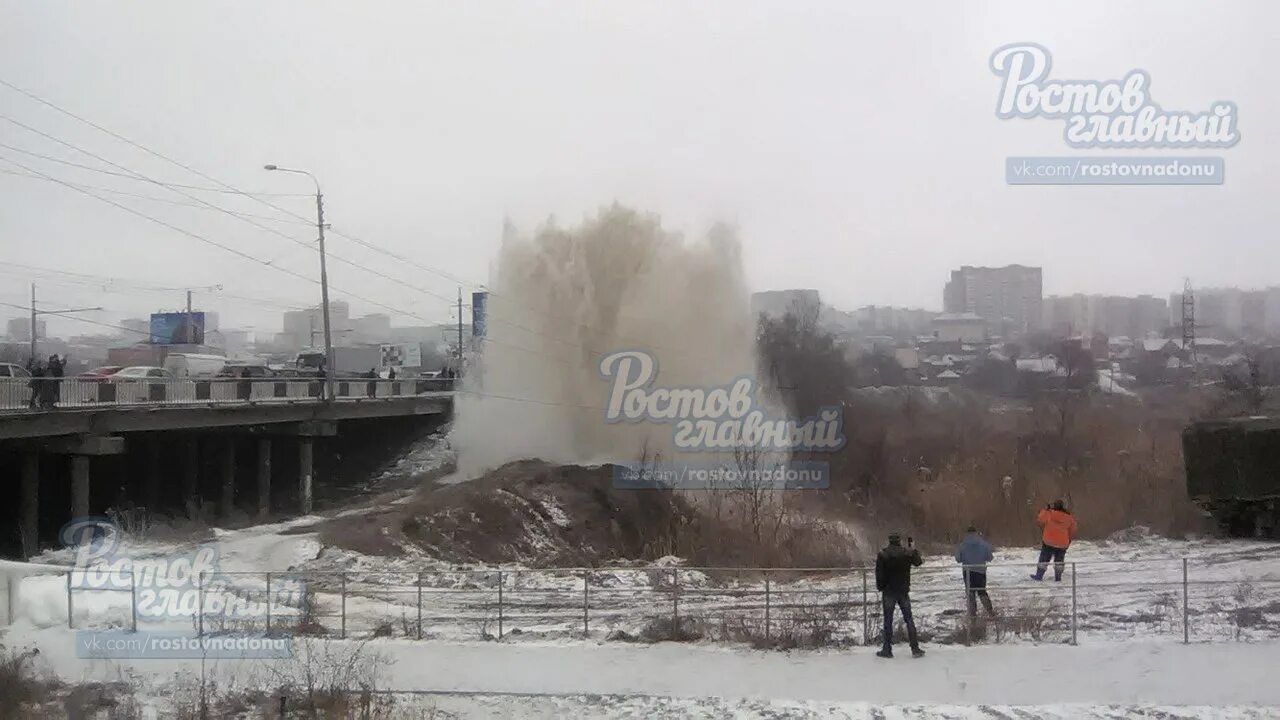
0, 376, 454, 413
49, 559, 1280, 646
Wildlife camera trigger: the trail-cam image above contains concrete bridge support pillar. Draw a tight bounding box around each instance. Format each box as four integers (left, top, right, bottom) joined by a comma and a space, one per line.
257, 438, 272, 520
184, 438, 200, 519
70, 455, 90, 520
298, 438, 313, 515
221, 438, 236, 518
21, 454, 38, 559
144, 439, 160, 514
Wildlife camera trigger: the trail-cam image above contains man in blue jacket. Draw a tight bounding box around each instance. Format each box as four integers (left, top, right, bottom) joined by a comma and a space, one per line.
954, 525, 996, 617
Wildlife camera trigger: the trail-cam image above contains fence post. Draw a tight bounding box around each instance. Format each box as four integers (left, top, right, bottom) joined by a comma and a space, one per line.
340, 573, 347, 640
265, 572, 272, 634
497, 570, 504, 640
197, 571, 204, 637
672, 568, 680, 627
582, 572, 590, 636
66, 571, 73, 629
1070, 562, 1077, 646
417, 572, 423, 640
764, 571, 771, 642
964, 568, 973, 645
130, 571, 138, 632
861, 569, 869, 645
1182, 557, 1189, 644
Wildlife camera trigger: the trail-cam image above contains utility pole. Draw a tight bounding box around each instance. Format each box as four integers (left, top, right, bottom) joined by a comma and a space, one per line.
1182, 278, 1197, 375
185, 289, 194, 344
26, 284, 102, 362
264, 164, 332, 401
316, 189, 333, 400
29, 283, 36, 362
456, 287, 463, 375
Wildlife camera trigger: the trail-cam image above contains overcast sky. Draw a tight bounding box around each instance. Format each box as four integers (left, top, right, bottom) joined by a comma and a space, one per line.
1, 1, 1274, 338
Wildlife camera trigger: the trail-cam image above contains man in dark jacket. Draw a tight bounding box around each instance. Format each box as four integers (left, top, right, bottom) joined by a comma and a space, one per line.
875, 532, 924, 658
27, 360, 44, 409
954, 525, 996, 617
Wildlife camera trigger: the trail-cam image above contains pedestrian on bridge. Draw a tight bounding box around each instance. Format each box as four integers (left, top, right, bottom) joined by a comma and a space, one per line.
955, 525, 996, 617
47, 354, 64, 408
875, 532, 925, 659
27, 360, 44, 410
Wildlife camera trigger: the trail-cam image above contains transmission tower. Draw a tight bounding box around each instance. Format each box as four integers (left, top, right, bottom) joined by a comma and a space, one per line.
1181, 278, 1196, 367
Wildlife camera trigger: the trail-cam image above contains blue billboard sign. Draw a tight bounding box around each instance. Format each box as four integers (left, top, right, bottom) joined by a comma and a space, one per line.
149, 312, 205, 344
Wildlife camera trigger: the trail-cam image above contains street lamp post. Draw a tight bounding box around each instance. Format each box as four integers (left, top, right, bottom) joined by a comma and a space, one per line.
264, 164, 333, 401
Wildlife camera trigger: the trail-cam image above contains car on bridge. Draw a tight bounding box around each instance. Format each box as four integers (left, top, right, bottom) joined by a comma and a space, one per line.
111, 366, 174, 381
78, 366, 124, 381
0, 363, 32, 378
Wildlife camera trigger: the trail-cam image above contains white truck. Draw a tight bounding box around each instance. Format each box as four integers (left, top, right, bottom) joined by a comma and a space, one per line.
164, 352, 228, 378
294, 346, 383, 378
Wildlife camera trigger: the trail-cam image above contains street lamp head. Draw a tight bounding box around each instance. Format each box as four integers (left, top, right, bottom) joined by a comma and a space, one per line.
263, 164, 278, 171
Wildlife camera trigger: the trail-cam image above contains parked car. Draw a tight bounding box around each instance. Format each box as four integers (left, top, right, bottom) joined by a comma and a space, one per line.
0, 363, 32, 378
218, 363, 274, 378
78, 366, 124, 381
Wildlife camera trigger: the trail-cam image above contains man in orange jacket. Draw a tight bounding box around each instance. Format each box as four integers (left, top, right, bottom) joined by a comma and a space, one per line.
1031, 500, 1077, 581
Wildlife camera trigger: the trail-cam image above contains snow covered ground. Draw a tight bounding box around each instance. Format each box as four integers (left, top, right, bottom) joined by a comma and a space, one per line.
4, 520, 1280, 716
5, 623, 1280, 717
10, 520, 1280, 646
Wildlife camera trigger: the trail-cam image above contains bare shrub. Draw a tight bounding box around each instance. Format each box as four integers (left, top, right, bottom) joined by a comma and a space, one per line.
0, 645, 57, 712
263, 638, 395, 720
1231, 581, 1267, 638
0, 645, 141, 719
637, 616, 703, 643
294, 586, 329, 637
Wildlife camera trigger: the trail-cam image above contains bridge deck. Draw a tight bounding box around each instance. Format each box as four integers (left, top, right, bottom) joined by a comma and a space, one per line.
0, 378, 453, 439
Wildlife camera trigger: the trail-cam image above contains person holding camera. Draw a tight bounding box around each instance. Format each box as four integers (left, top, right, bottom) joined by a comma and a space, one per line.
875, 532, 925, 658
1031, 500, 1077, 581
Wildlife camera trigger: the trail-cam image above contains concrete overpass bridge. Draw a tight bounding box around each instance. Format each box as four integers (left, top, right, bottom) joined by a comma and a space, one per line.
0, 377, 454, 558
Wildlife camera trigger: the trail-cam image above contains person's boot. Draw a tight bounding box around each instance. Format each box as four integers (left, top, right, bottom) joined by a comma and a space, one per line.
875, 647, 893, 659
911, 646, 925, 658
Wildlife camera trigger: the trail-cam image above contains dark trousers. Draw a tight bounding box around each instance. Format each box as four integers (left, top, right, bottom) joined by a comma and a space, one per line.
963, 569, 995, 616
1033, 544, 1067, 580
881, 591, 920, 650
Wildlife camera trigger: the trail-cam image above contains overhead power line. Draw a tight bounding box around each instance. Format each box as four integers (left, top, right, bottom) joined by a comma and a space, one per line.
0, 79, 709, 365
1, 157, 437, 323
0, 141, 313, 198
0, 166, 315, 225
0, 300, 155, 338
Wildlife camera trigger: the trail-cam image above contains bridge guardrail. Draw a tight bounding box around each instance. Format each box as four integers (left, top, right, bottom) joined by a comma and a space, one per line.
0, 376, 455, 413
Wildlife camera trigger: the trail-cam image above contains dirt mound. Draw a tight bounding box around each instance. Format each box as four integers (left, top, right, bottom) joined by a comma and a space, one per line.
318, 460, 696, 566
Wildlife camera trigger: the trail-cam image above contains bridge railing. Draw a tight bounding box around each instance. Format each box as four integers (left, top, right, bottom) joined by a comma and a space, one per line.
0, 376, 454, 412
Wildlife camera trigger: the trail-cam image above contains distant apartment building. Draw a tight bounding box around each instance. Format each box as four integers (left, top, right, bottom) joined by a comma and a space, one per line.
280, 300, 353, 349
350, 313, 392, 343
1168, 286, 1280, 339
6, 317, 46, 341
1043, 294, 1167, 339
943, 265, 1042, 335
750, 289, 821, 319
931, 312, 987, 343
845, 305, 938, 337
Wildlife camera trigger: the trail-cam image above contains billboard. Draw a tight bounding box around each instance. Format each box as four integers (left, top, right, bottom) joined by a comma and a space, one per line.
472, 291, 488, 337
149, 312, 205, 345
380, 342, 422, 369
